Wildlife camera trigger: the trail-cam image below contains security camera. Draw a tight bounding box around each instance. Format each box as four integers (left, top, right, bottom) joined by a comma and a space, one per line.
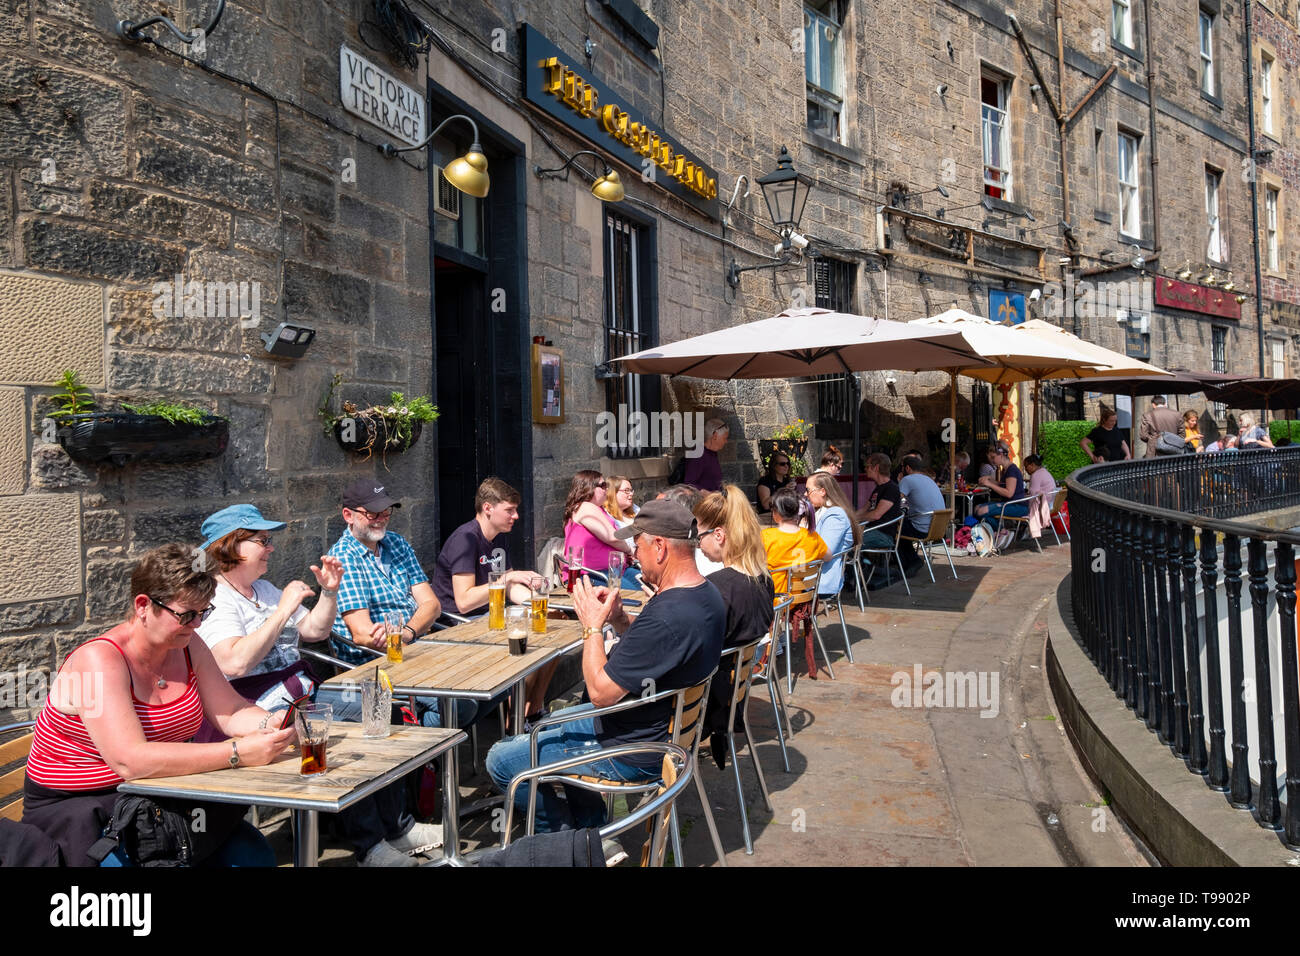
261, 322, 316, 358
1028, 288, 1041, 302
937, 84, 948, 96
885, 375, 898, 386
789, 232, 810, 250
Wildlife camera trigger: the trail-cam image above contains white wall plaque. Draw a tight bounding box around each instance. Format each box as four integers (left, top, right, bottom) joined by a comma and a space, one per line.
339, 45, 426, 147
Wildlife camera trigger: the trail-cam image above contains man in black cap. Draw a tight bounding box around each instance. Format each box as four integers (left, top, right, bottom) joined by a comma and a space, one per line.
484, 498, 726, 832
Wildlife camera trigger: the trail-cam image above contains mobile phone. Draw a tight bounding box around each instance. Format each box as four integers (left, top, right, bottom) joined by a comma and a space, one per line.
622, 599, 643, 607
278, 695, 311, 730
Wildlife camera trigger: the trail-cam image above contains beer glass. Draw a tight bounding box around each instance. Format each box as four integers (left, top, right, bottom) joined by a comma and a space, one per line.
529, 575, 549, 634
506, 605, 529, 655
383, 610, 405, 663
488, 570, 507, 630
607, 551, 625, 588
295, 703, 333, 775
564, 545, 584, 593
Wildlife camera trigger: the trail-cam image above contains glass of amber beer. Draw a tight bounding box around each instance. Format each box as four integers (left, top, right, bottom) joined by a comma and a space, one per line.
295, 703, 332, 775
383, 610, 405, 664
487, 570, 507, 630
529, 575, 549, 634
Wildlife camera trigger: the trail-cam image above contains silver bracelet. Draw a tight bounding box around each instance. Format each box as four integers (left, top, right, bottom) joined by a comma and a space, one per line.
319, 587, 338, 599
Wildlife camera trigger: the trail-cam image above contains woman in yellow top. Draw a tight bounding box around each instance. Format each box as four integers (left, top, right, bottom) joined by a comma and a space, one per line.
761, 486, 829, 595
1183, 410, 1202, 451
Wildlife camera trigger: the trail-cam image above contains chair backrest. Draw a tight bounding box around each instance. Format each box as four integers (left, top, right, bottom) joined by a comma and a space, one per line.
1050, 487, 1067, 513
0, 722, 36, 823
859, 514, 905, 550
773, 559, 823, 610
665, 670, 715, 755
920, 509, 954, 543
720, 635, 765, 713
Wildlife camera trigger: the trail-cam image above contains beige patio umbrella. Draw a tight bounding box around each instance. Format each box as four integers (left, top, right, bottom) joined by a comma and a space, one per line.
908, 309, 1106, 511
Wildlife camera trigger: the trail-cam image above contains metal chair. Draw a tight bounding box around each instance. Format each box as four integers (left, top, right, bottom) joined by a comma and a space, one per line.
714, 635, 774, 854
898, 509, 958, 581
518, 670, 726, 867
500, 742, 692, 866
749, 596, 794, 771
552, 551, 611, 588
857, 513, 910, 597
990, 492, 1045, 553
771, 559, 834, 693
1046, 487, 1070, 545
816, 543, 856, 663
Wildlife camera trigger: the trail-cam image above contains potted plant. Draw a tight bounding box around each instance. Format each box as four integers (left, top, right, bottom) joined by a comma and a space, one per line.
875, 427, 903, 460
758, 418, 811, 477
319, 374, 439, 460
50, 370, 229, 466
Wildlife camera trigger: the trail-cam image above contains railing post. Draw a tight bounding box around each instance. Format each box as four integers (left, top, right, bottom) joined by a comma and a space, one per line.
1200, 526, 1229, 791
1222, 533, 1253, 809
1273, 541, 1300, 848
1123, 510, 1140, 710
1181, 524, 1208, 775
1165, 519, 1190, 757
1142, 514, 1162, 732
1100, 503, 1116, 688
1247, 537, 1282, 829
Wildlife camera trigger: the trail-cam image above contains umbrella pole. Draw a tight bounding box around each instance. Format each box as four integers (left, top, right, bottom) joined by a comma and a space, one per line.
1033, 379, 1041, 454
949, 370, 957, 516
851, 373, 862, 511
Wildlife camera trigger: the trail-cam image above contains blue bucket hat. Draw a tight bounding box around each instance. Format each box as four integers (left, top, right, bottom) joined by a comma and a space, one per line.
200, 504, 286, 549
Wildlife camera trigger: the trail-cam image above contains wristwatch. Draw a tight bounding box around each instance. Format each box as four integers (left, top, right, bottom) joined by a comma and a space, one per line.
229, 739, 240, 768
402, 624, 417, 643
582, 626, 603, 640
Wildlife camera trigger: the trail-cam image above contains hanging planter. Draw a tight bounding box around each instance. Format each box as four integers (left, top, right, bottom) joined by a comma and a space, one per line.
57, 412, 229, 466
318, 375, 438, 462
332, 413, 424, 456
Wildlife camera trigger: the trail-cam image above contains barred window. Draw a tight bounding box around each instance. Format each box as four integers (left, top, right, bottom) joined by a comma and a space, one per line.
813, 257, 856, 435
603, 210, 660, 458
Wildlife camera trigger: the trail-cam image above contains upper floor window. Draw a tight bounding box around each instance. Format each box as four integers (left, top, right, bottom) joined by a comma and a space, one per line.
1199, 10, 1216, 96
1118, 131, 1141, 238
1113, 0, 1134, 47
1205, 167, 1224, 262
805, 1, 846, 142
981, 73, 1012, 200
1261, 51, 1276, 137
1272, 339, 1286, 379
1265, 186, 1281, 273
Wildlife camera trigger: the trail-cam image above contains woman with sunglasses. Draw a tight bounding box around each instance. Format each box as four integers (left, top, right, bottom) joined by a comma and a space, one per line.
756, 453, 796, 514
562, 469, 635, 584
602, 475, 639, 528
22, 543, 296, 866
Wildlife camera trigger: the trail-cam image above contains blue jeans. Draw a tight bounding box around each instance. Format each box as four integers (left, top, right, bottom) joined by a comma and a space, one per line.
314, 675, 479, 728
99, 820, 275, 867
984, 501, 1029, 518
485, 704, 661, 832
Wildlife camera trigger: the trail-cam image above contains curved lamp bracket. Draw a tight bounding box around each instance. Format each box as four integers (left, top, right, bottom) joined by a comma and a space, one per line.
118, 0, 226, 45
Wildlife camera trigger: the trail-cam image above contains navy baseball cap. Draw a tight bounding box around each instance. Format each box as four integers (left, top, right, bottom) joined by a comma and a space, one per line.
614, 499, 698, 541
200, 504, 285, 549
341, 478, 401, 512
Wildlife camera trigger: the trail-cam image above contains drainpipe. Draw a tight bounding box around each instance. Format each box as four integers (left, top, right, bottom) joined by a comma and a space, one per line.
1055, 0, 1070, 224
1140, 0, 1161, 259
1244, 0, 1267, 376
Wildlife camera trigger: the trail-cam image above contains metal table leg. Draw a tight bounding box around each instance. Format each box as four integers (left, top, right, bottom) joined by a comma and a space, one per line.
292, 809, 319, 867
436, 693, 466, 866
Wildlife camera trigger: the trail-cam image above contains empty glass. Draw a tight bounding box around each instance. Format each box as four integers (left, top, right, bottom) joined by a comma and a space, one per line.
607, 551, 625, 587
361, 677, 392, 739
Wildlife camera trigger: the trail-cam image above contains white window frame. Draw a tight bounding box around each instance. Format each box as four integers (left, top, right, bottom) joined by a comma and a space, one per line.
1266, 186, 1280, 273
804, 2, 845, 143
1205, 167, 1224, 262
1118, 131, 1141, 238
1113, 0, 1134, 46
1261, 52, 1275, 137
1199, 10, 1215, 96
1272, 339, 1285, 380
981, 72, 1012, 201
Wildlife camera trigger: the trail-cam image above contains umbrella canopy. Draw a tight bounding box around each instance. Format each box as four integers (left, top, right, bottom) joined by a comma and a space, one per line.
1058, 368, 1244, 396
908, 309, 1104, 385
1205, 377, 1300, 412
1011, 319, 1171, 380
612, 307, 997, 379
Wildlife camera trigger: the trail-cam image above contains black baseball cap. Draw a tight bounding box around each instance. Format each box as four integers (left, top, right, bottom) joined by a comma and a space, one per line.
614, 499, 698, 541
342, 478, 402, 512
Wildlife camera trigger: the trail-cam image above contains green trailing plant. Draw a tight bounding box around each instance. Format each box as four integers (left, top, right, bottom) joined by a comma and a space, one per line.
769, 417, 810, 442
118, 400, 218, 426
876, 427, 903, 457
319, 375, 439, 454
51, 370, 96, 419
1039, 420, 1095, 482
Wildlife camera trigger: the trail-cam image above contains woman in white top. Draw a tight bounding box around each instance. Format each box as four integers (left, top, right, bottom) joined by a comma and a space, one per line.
196, 504, 343, 712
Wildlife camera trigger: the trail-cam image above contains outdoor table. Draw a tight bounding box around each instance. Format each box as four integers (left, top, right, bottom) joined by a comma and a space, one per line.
940, 486, 989, 529
118, 723, 464, 867
548, 588, 647, 614
323, 637, 570, 865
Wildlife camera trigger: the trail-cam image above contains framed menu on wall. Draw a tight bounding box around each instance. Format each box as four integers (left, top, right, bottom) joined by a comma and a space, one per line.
531, 343, 564, 423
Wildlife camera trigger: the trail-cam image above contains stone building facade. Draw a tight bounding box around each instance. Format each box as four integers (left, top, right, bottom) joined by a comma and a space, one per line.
0, 0, 1293, 716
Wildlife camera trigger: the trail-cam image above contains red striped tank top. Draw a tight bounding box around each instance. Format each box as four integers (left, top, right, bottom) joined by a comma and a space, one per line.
25, 637, 204, 791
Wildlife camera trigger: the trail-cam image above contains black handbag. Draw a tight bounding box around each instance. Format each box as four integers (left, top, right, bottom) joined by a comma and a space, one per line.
86, 795, 246, 867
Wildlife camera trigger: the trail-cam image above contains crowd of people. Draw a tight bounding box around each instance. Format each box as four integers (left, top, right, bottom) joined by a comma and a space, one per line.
1084, 396, 1278, 460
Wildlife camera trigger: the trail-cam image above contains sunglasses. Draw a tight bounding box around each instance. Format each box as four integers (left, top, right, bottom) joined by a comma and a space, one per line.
354, 507, 393, 520
149, 596, 215, 627
248, 534, 273, 548
775, 460, 790, 467
595, 481, 608, 489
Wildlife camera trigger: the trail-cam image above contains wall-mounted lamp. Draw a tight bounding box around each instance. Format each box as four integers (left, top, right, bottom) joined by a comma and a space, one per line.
117, 0, 225, 45
1198, 269, 1217, 284
534, 150, 625, 202
261, 321, 315, 359
1177, 260, 1193, 280
379, 114, 490, 198
1221, 272, 1236, 292
917, 271, 935, 286
726, 147, 813, 288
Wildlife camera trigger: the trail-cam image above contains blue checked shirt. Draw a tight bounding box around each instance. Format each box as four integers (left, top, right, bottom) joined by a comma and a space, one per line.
327, 528, 428, 665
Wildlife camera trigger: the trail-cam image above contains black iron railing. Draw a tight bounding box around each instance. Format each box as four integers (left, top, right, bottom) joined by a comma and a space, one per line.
1067, 448, 1300, 847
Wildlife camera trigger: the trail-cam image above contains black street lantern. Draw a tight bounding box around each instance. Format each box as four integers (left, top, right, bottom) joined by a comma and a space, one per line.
756, 146, 812, 242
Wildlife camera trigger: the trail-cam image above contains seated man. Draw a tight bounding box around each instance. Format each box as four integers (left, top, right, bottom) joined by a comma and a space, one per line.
858, 453, 908, 588
432, 477, 555, 724
898, 454, 946, 573
485, 499, 725, 832
975, 442, 1028, 519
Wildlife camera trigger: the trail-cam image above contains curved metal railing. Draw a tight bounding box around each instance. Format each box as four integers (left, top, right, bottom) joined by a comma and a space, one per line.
1066, 447, 1300, 849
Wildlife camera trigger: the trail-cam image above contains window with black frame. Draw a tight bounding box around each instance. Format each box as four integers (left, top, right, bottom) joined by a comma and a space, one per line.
603, 210, 660, 458
813, 257, 856, 437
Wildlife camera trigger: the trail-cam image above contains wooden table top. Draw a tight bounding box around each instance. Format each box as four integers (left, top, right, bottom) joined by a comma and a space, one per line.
323, 638, 561, 700
429, 614, 585, 651
548, 588, 649, 612
118, 724, 463, 813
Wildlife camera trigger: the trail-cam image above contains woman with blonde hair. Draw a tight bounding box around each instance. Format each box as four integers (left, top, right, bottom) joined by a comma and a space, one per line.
1182, 410, 1203, 451
804, 471, 861, 598
602, 475, 638, 528
694, 485, 775, 764
1238, 412, 1274, 449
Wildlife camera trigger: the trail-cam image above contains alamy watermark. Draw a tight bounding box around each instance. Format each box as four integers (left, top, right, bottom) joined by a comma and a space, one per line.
1039, 275, 1152, 321
151, 274, 262, 329
890, 664, 1000, 718
0, 664, 103, 717
595, 406, 706, 458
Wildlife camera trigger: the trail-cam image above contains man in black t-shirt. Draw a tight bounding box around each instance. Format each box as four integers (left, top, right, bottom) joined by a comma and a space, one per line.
484, 499, 725, 832
859, 453, 903, 549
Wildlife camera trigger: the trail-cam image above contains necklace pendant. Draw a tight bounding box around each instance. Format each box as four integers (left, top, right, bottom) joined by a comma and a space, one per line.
156, 676, 167, 688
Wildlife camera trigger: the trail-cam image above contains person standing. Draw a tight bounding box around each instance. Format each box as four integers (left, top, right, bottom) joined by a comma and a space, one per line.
1139, 395, 1184, 458
1183, 410, 1203, 451
683, 418, 728, 492
1080, 406, 1131, 463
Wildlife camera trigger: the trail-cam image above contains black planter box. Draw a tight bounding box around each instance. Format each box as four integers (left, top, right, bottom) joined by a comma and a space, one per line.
332, 415, 422, 456
57, 413, 229, 466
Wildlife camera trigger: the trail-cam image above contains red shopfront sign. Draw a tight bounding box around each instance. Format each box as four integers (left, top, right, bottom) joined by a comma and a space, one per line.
1154, 276, 1241, 320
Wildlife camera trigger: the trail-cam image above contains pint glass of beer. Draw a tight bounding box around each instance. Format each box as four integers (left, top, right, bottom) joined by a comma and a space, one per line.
488, 571, 507, 630
384, 610, 405, 663
529, 575, 549, 634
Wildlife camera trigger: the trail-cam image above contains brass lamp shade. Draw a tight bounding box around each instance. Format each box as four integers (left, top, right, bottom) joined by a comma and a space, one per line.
592, 169, 625, 203
444, 148, 490, 198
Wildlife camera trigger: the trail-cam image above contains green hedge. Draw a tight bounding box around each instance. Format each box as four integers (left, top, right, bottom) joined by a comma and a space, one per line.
1268, 420, 1300, 445
1039, 420, 1095, 482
